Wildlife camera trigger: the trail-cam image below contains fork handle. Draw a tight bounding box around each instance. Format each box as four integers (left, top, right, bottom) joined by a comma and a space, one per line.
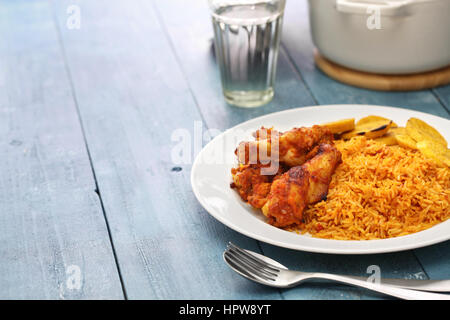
307, 273, 450, 300
345, 275, 450, 292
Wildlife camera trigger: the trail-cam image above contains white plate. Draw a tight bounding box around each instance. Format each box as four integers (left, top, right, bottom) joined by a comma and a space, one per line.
191, 105, 450, 254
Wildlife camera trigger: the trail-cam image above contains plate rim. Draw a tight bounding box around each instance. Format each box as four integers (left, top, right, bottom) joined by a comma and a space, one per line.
191, 104, 450, 254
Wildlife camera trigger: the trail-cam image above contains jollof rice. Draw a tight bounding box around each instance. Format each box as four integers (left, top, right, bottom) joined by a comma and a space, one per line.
296, 136, 450, 240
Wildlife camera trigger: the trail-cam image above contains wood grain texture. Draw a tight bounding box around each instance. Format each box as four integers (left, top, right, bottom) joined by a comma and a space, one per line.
153, 0, 448, 300
280, 0, 450, 286
0, 0, 124, 299
433, 87, 450, 114
152, 0, 317, 130
314, 52, 450, 92
4, 0, 446, 300
50, 0, 282, 299
282, 0, 450, 119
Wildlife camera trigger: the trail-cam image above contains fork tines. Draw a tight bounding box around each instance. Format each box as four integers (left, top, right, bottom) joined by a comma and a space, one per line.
225, 242, 280, 281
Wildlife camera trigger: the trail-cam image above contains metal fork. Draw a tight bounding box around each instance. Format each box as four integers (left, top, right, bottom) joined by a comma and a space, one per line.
223, 242, 450, 300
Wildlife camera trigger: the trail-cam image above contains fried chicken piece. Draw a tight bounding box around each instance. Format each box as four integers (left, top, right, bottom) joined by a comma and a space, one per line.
252, 126, 280, 141
261, 143, 342, 227
236, 125, 333, 167
231, 163, 286, 209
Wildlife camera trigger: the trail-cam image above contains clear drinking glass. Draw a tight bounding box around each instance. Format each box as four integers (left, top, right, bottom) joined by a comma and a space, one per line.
209, 0, 286, 108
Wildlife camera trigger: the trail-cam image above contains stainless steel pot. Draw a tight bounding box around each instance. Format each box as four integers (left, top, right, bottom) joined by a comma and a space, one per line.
308, 0, 450, 74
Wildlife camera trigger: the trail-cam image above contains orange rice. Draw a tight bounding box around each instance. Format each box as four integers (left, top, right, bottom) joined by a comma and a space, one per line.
296, 136, 450, 240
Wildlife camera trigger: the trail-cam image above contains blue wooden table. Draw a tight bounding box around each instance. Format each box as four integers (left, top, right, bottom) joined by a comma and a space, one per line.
1, 0, 449, 300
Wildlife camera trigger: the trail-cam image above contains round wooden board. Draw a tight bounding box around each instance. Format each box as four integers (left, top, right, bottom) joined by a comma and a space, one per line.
314, 51, 450, 91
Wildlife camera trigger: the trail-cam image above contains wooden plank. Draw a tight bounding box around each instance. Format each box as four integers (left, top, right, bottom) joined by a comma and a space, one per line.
433, 87, 450, 114
282, 0, 449, 119
314, 52, 450, 92
260, 245, 431, 300
415, 241, 450, 280
0, 0, 124, 299
51, 0, 282, 299
52, 0, 449, 300
152, 0, 317, 130
279, 0, 450, 297
154, 0, 444, 300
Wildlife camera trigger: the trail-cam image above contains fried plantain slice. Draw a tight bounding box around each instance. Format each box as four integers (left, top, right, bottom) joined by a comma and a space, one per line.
341, 119, 392, 140
389, 127, 407, 135
406, 118, 447, 147
374, 127, 407, 146
395, 134, 418, 150
356, 115, 398, 128
322, 118, 355, 134
416, 140, 450, 167
374, 133, 397, 146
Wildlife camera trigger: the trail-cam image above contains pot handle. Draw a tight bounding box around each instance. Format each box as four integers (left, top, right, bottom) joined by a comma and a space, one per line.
336, 0, 411, 16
